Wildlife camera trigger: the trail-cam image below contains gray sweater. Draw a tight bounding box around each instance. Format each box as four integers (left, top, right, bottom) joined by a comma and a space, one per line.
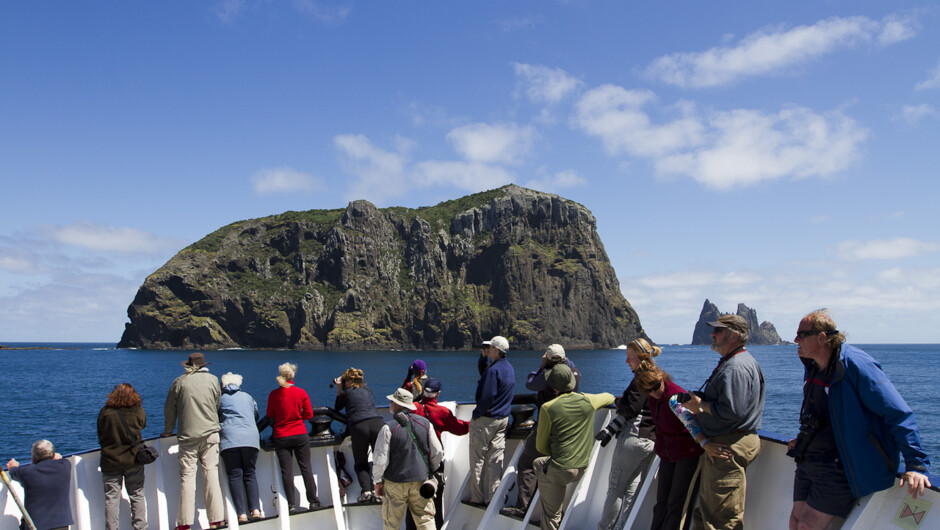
696, 349, 765, 437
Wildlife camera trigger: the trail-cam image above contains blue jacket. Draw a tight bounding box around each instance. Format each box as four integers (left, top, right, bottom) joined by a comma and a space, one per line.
219, 384, 260, 452
473, 356, 515, 419
824, 344, 929, 498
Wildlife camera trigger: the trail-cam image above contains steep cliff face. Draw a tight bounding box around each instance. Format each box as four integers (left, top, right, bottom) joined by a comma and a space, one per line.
118, 185, 646, 350
690, 300, 785, 345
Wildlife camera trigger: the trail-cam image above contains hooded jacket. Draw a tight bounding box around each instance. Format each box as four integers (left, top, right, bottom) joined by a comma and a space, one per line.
823, 343, 929, 498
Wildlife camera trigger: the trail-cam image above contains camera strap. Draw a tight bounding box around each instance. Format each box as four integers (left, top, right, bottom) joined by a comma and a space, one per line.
394, 413, 432, 478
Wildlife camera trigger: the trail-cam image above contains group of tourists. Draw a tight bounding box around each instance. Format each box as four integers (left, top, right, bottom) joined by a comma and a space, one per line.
2, 309, 933, 530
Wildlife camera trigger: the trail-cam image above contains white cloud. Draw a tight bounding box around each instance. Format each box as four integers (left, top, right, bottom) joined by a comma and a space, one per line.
899, 104, 935, 124
914, 59, 940, 91
513, 63, 583, 105
0, 248, 45, 275
622, 264, 940, 343
251, 166, 322, 195
213, 0, 246, 24
495, 16, 541, 33
292, 0, 351, 23
414, 160, 514, 192
646, 15, 916, 88
574, 85, 705, 158
522, 169, 587, 192
834, 238, 940, 260
335, 134, 411, 204
43, 223, 184, 255
446, 122, 535, 165
0, 272, 142, 341
575, 85, 867, 189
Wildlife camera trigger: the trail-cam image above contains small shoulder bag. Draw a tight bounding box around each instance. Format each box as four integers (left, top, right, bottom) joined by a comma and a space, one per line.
116, 409, 159, 465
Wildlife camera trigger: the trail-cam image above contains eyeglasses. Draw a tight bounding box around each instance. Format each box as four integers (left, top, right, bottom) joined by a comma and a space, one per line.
711, 328, 725, 334
642, 383, 661, 394
795, 330, 822, 339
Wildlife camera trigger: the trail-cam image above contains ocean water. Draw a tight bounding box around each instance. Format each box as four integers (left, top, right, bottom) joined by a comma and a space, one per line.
1, 343, 937, 474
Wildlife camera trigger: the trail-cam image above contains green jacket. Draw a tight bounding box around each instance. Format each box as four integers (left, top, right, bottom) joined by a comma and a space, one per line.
537, 392, 615, 470
164, 369, 221, 442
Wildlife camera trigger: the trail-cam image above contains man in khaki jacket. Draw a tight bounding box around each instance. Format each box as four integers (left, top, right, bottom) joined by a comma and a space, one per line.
163, 352, 224, 530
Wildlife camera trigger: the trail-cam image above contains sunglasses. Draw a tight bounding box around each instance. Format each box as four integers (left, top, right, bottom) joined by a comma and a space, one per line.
795, 330, 823, 339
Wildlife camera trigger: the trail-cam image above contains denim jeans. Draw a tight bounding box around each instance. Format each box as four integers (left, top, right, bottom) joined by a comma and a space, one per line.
221, 447, 260, 516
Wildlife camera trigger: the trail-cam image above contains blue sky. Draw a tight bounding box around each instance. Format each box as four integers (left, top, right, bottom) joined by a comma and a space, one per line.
2, 1, 939, 344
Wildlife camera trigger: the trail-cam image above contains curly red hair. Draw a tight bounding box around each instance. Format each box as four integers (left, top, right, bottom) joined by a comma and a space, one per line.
105, 383, 142, 408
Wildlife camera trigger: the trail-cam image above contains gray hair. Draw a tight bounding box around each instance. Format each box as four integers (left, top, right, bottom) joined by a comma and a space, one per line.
277, 362, 297, 388
31, 439, 55, 463
221, 372, 243, 388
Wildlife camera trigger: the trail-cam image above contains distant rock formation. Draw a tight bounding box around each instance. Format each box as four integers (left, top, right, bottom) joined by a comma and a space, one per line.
691, 300, 785, 345
118, 185, 647, 350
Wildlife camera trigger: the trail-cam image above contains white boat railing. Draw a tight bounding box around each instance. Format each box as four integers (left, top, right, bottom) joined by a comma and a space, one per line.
2, 402, 938, 529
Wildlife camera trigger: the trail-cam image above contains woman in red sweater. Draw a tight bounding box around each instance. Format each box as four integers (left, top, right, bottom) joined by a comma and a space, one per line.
266, 362, 320, 513
635, 362, 716, 530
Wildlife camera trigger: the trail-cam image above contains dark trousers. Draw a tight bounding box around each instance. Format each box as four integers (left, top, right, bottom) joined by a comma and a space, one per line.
405, 462, 445, 530
221, 446, 261, 515
351, 417, 384, 492
651, 456, 701, 530
274, 434, 318, 508
512, 429, 543, 509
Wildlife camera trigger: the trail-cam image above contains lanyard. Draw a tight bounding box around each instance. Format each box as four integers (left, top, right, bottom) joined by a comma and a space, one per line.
698, 347, 746, 392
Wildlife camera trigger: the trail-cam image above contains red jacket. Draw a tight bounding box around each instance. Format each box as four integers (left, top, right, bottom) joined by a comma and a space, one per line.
415, 397, 469, 440
266, 383, 313, 438
649, 380, 704, 463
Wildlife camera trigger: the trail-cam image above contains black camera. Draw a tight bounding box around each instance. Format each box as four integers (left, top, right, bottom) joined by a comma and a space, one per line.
674, 392, 692, 404
595, 414, 628, 447
786, 413, 826, 461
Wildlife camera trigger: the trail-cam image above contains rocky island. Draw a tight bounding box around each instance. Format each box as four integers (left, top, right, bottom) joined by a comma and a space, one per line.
690, 299, 786, 345
118, 185, 646, 350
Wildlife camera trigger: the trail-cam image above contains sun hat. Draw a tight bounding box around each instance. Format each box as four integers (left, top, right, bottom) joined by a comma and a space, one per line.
387, 388, 417, 411
182, 352, 209, 368
482, 335, 509, 353
707, 314, 749, 335
545, 344, 566, 362
546, 363, 576, 393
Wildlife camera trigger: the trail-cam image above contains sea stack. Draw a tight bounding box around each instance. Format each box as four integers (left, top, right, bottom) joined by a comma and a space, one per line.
118, 185, 647, 350
691, 300, 785, 345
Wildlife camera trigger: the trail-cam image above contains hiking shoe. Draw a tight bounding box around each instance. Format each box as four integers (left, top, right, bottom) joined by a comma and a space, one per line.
288, 506, 307, 515
358, 491, 375, 503
500, 506, 526, 518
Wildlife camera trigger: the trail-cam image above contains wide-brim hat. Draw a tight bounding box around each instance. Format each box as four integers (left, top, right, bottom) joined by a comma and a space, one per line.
387, 388, 417, 410
707, 314, 748, 335
182, 352, 209, 368
546, 364, 576, 393
482, 335, 509, 353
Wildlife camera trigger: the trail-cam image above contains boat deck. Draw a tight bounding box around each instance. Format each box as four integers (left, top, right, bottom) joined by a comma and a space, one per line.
2, 403, 938, 529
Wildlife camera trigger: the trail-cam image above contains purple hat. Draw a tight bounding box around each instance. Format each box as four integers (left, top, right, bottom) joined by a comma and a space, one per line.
411, 359, 427, 372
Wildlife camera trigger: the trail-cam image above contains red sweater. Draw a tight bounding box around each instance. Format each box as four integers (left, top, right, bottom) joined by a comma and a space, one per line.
266, 383, 313, 438
649, 380, 704, 463
415, 398, 469, 440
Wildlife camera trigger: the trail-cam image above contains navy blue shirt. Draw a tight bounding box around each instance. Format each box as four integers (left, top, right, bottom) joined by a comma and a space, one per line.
473, 357, 515, 419
9, 458, 74, 530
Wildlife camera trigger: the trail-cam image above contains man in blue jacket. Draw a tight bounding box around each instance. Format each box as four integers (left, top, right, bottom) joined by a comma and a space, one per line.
467, 335, 515, 506
788, 309, 931, 530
